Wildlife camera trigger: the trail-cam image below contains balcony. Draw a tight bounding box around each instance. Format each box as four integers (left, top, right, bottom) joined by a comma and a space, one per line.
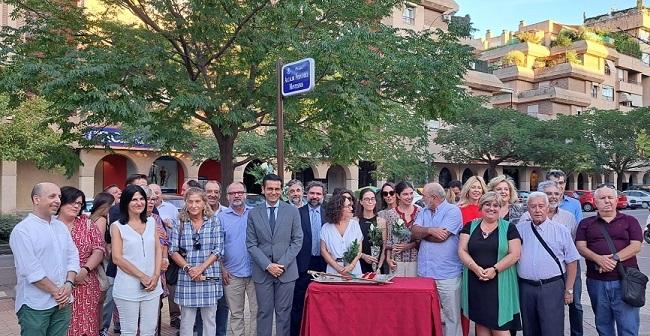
515, 86, 591, 106
492, 65, 535, 81
534, 62, 604, 83
617, 80, 643, 95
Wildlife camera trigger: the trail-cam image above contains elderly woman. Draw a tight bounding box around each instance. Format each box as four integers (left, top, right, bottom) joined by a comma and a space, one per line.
170, 187, 224, 336
488, 175, 525, 226
458, 176, 488, 226
459, 192, 522, 336
385, 181, 421, 276
111, 185, 163, 336
321, 193, 364, 275
56, 186, 106, 336
355, 187, 388, 273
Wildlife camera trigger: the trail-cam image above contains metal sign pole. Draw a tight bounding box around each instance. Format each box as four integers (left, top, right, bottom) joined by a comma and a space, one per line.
276, 59, 285, 181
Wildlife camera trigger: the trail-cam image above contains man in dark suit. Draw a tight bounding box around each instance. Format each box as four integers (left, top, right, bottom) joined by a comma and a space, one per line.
290, 181, 327, 336
247, 174, 303, 336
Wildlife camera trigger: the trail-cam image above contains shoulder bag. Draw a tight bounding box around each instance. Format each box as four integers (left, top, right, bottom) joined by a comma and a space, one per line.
165, 220, 187, 286
597, 223, 648, 307
529, 221, 565, 281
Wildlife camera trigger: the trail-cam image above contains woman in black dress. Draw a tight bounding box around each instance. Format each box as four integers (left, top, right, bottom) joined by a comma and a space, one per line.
458, 192, 522, 336
355, 188, 387, 273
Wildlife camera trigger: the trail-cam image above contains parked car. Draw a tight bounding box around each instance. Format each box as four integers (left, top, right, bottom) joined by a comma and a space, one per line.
622, 190, 650, 209
570, 190, 628, 212
246, 193, 266, 208
517, 191, 530, 204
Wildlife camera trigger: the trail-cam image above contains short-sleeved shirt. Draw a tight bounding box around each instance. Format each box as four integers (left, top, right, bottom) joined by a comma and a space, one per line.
218, 207, 253, 278
320, 219, 363, 275
414, 201, 463, 280
560, 195, 583, 224
516, 218, 581, 281
519, 208, 578, 240
575, 212, 643, 281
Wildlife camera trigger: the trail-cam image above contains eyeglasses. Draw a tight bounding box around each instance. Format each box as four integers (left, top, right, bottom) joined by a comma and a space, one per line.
381, 191, 396, 197
71, 201, 84, 207
192, 233, 201, 250
362, 197, 376, 202
544, 192, 561, 196
227, 191, 245, 196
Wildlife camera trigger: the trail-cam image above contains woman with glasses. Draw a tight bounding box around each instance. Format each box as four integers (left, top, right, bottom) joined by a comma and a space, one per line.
169, 187, 224, 336
111, 185, 163, 336
56, 186, 106, 336
320, 193, 364, 275
487, 175, 525, 226
355, 188, 388, 273
385, 181, 421, 276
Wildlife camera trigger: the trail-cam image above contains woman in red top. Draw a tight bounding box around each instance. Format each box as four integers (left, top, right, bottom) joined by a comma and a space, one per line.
459, 176, 488, 226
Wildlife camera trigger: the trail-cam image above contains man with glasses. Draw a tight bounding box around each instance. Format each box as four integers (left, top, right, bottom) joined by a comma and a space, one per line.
411, 183, 463, 336
218, 182, 257, 336
545, 169, 584, 336
291, 181, 327, 336
287, 179, 306, 208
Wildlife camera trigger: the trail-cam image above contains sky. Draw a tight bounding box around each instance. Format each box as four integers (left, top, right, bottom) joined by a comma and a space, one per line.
457, 0, 641, 38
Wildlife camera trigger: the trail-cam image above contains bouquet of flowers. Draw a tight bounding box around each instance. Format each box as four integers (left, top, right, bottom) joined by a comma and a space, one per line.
343, 239, 360, 265
368, 223, 383, 247
391, 218, 411, 241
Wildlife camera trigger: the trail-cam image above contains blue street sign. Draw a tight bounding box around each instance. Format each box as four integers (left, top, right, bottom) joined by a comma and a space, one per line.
282, 58, 315, 97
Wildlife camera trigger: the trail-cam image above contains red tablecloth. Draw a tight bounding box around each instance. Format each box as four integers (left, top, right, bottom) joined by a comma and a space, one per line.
300, 277, 443, 336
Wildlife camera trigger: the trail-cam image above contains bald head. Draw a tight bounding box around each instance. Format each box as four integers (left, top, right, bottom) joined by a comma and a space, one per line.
31, 182, 61, 219
31, 182, 59, 203
422, 182, 446, 209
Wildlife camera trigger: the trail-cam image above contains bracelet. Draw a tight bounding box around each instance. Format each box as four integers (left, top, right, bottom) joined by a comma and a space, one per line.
81, 266, 92, 273
64, 280, 75, 288
183, 264, 191, 272
493, 265, 499, 274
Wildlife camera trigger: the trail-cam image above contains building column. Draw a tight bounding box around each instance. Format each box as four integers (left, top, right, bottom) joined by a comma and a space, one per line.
78, 151, 96, 198
1, 161, 17, 214
518, 168, 531, 192
345, 165, 359, 191
585, 175, 593, 191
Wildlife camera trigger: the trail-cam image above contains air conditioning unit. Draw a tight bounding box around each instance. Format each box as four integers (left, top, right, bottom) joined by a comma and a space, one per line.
442, 14, 452, 23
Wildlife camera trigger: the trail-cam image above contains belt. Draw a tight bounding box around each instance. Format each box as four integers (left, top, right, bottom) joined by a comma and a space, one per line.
518, 275, 563, 286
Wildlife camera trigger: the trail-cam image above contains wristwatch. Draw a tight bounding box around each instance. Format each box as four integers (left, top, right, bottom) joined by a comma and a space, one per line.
64, 280, 75, 288
565, 289, 573, 295
612, 254, 620, 262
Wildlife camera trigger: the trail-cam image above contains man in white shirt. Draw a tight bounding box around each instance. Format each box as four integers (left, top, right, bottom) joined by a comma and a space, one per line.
149, 183, 177, 223
9, 182, 80, 336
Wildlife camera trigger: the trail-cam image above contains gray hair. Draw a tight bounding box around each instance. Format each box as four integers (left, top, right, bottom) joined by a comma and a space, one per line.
227, 181, 247, 193
423, 182, 446, 198
594, 185, 617, 199
545, 169, 566, 180
479, 191, 505, 209
306, 180, 327, 194
537, 180, 559, 192
527, 191, 549, 205
287, 179, 304, 189
141, 185, 153, 197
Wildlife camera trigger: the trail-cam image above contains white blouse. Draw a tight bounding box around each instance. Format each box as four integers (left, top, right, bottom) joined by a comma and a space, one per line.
320, 218, 364, 275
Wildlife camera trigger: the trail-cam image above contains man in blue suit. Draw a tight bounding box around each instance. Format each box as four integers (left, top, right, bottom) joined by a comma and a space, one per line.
247, 174, 303, 336
290, 181, 327, 336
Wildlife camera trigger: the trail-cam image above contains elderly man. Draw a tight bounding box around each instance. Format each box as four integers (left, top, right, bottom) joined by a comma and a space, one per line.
205, 180, 226, 215
516, 192, 580, 336
290, 181, 327, 336
576, 186, 643, 336
149, 183, 177, 223
286, 179, 306, 208
545, 169, 584, 336
103, 184, 121, 205
411, 183, 463, 336
219, 182, 257, 336
10, 182, 80, 336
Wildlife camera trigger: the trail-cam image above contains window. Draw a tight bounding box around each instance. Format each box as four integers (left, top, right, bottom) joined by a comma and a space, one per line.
602, 85, 614, 101
618, 69, 625, 81
402, 6, 415, 25
639, 30, 650, 42
576, 107, 583, 115
591, 84, 598, 98
643, 53, 650, 66
604, 64, 611, 75
527, 104, 539, 116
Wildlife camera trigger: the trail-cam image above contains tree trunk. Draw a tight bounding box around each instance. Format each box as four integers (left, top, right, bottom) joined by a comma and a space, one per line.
486, 163, 498, 181
214, 129, 236, 204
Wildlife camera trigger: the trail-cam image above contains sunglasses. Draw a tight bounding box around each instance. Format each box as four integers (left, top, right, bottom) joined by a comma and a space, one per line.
381, 191, 396, 197
192, 233, 201, 250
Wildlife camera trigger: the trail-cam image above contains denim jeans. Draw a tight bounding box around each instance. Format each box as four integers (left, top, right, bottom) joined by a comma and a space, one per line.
568, 263, 584, 336
586, 278, 640, 336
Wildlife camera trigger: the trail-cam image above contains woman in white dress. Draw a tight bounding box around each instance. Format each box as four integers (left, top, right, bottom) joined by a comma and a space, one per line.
320, 193, 364, 275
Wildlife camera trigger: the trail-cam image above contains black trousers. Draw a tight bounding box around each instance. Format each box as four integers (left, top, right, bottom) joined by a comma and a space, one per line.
519, 278, 565, 336
290, 256, 326, 336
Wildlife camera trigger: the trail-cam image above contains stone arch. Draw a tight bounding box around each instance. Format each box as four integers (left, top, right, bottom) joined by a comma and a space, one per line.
152, 155, 188, 194
461, 168, 474, 184
530, 170, 540, 191
93, 154, 138, 194
577, 173, 586, 190
326, 165, 347, 193
438, 167, 453, 188
644, 171, 650, 184
243, 160, 264, 194
198, 159, 222, 182
292, 166, 316, 186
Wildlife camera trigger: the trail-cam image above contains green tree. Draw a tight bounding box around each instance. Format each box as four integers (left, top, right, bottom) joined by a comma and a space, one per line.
0, 95, 79, 176
435, 107, 539, 179
0, 0, 474, 187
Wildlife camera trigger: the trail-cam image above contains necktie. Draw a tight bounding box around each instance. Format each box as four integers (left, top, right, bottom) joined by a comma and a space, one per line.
311, 209, 320, 256
269, 206, 276, 232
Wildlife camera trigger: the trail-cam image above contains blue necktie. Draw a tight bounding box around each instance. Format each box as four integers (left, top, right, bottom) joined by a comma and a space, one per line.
311, 209, 320, 256
269, 206, 276, 232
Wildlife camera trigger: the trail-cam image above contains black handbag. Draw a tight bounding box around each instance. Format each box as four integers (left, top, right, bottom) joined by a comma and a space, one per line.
597, 223, 648, 307
165, 221, 186, 286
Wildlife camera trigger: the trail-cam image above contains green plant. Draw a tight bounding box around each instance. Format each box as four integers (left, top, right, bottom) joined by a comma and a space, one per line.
504, 50, 526, 67
609, 32, 642, 59
368, 223, 383, 247
0, 214, 21, 242
343, 239, 360, 264
566, 50, 580, 64
517, 31, 542, 44
551, 31, 574, 48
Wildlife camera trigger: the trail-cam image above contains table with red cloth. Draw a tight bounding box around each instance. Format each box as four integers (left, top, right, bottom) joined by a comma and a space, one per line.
300, 277, 443, 336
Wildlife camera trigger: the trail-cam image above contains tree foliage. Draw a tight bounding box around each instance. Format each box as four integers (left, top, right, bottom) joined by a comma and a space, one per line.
0, 0, 475, 186
0, 95, 79, 176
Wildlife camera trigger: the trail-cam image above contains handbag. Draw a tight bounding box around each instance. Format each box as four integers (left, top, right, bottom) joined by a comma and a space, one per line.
597, 223, 648, 307
165, 221, 186, 286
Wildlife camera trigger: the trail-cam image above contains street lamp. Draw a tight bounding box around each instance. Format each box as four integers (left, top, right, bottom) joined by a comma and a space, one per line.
499, 88, 515, 109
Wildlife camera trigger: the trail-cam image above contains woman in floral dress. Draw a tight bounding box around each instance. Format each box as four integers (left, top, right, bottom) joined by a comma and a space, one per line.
385, 181, 421, 277
57, 186, 105, 336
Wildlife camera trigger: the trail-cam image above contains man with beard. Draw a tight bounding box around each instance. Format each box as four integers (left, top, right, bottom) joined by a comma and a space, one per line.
218, 182, 257, 336
290, 181, 327, 336
205, 180, 226, 215
287, 180, 306, 208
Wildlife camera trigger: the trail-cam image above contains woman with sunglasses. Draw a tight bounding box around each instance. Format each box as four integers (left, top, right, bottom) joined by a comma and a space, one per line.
355, 188, 388, 273
56, 186, 106, 336
385, 181, 421, 276
169, 187, 224, 336
377, 182, 398, 213
111, 185, 162, 336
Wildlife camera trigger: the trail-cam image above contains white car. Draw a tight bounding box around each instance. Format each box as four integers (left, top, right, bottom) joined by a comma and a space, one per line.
622, 190, 650, 209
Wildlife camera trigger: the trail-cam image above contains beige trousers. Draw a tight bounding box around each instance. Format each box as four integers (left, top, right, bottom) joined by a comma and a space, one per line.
224, 276, 258, 336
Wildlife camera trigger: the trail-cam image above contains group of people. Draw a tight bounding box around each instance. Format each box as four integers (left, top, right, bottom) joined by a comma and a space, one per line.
8, 168, 645, 336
